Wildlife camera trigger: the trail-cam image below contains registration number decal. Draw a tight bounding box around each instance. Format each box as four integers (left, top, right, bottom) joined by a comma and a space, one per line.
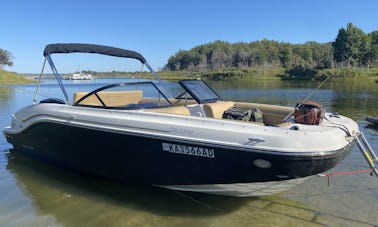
162, 143, 215, 158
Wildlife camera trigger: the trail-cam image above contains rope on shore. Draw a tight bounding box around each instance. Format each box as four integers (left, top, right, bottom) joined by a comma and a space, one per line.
319, 169, 374, 186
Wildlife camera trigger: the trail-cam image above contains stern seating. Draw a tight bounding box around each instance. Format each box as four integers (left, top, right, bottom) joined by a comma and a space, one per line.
203, 101, 235, 119
234, 102, 294, 125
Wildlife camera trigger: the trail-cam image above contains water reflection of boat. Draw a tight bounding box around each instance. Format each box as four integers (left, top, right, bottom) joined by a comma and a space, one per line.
366, 116, 378, 127
6, 151, 245, 221
3, 43, 361, 197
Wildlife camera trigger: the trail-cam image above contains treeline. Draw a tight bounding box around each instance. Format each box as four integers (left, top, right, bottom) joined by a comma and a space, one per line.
166, 40, 333, 71
165, 23, 378, 73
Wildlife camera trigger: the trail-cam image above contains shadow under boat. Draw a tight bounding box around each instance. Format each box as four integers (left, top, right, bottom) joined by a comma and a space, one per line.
5, 149, 251, 217
7, 149, 371, 226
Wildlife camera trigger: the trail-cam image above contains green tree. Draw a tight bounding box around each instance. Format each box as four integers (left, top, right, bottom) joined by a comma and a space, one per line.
279, 43, 293, 68
262, 39, 280, 66
315, 43, 333, 69
0, 48, 13, 69
332, 23, 369, 66
368, 31, 378, 65
332, 27, 348, 64
233, 44, 249, 68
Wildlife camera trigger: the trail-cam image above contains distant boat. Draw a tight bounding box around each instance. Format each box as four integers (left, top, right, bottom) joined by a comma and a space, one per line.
71, 72, 93, 80
366, 116, 378, 126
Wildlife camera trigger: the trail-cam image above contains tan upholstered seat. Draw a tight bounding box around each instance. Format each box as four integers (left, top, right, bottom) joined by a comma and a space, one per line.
234, 102, 294, 125
203, 101, 235, 119
144, 106, 191, 116
73, 90, 143, 107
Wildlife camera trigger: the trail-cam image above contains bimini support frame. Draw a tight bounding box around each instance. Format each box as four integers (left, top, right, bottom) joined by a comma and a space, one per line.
33, 57, 47, 104
45, 54, 69, 103
33, 43, 169, 104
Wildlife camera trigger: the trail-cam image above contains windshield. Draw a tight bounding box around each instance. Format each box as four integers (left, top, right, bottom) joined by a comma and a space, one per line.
73, 81, 172, 109
179, 80, 221, 104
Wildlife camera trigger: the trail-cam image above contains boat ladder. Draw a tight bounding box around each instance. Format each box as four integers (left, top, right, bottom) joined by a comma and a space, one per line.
356, 132, 378, 178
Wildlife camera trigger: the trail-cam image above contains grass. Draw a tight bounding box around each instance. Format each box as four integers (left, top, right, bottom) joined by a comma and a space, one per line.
316, 67, 378, 79
0, 69, 34, 84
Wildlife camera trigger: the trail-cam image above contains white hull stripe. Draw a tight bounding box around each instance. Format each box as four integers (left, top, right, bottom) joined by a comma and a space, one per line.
156, 177, 309, 197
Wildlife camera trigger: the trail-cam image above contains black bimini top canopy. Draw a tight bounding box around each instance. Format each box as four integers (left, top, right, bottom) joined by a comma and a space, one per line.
43, 43, 147, 64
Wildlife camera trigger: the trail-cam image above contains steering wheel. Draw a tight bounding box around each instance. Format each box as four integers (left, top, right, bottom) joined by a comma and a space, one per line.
73, 83, 124, 107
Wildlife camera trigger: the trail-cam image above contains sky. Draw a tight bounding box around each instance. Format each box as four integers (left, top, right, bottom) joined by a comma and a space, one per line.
1, 0, 378, 73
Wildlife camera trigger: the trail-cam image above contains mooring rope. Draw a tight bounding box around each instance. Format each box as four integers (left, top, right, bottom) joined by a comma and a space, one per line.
319, 169, 375, 186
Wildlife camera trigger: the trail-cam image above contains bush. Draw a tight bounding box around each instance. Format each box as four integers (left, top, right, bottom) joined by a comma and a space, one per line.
280, 66, 317, 80
316, 68, 378, 79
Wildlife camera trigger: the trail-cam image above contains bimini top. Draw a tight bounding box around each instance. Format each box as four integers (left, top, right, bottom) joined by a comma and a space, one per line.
43, 43, 147, 64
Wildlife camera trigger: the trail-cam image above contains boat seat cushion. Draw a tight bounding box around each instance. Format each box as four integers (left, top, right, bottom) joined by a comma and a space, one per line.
73, 90, 143, 107
234, 102, 294, 125
144, 106, 191, 116
203, 101, 235, 119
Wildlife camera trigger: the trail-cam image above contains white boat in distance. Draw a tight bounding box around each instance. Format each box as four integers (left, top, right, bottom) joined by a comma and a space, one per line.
71, 72, 93, 80
3, 43, 361, 197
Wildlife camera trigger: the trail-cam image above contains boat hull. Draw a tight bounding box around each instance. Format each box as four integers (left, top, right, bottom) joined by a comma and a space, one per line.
158, 177, 309, 197
366, 116, 378, 126
4, 121, 355, 188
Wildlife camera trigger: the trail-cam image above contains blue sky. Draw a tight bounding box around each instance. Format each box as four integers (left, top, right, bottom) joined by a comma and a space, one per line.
2, 0, 377, 73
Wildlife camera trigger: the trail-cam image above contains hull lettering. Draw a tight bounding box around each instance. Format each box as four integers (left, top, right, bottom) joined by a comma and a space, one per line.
162, 142, 215, 158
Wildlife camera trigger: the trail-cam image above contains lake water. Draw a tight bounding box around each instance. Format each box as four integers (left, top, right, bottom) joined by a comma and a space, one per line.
1, 78, 378, 227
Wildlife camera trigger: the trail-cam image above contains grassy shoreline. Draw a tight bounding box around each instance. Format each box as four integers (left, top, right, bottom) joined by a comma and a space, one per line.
2, 67, 378, 84
157, 67, 378, 81
0, 70, 35, 84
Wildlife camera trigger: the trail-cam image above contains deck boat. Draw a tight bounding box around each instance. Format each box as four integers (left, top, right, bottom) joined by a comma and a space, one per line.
3, 43, 361, 197
71, 72, 93, 80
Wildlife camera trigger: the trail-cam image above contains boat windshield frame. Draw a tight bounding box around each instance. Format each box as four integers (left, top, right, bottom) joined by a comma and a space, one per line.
72, 81, 172, 109
178, 79, 222, 104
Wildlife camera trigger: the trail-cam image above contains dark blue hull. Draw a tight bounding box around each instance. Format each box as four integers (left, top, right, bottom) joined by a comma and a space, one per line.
366, 116, 378, 126
4, 122, 355, 185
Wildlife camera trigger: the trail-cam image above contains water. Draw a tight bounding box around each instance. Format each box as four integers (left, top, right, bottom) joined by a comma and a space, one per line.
1, 78, 378, 226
